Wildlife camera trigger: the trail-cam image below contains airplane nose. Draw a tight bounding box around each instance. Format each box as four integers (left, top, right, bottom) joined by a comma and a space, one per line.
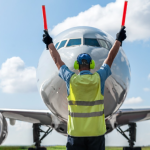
59, 45, 109, 72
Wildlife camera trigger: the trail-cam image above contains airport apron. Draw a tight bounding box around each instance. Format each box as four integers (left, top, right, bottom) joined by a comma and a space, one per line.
67, 72, 106, 137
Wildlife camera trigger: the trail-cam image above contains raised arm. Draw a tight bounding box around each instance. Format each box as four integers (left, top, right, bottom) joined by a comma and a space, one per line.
42, 30, 65, 70
103, 26, 127, 68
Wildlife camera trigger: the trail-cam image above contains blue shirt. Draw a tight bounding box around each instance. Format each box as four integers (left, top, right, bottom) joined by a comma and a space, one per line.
59, 64, 112, 96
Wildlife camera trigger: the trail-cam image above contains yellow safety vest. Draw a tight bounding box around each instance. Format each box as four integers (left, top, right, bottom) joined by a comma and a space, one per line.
67, 72, 106, 137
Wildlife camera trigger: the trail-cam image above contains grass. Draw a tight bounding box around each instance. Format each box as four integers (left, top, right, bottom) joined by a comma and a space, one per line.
0, 146, 149, 150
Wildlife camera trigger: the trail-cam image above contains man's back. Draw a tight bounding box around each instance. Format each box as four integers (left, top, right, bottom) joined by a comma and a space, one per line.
67, 72, 106, 137
68, 72, 102, 101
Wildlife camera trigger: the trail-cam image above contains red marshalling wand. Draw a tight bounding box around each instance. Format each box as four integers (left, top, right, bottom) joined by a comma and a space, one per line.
121, 1, 128, 27
42, 5, 48, 30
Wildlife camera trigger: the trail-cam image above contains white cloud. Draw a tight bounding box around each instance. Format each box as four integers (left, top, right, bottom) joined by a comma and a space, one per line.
0, 57, 37, 93
124, 97, 143, 105
143, 88, 150, 92
148, 74, 150, 80
51, 0, 150, 42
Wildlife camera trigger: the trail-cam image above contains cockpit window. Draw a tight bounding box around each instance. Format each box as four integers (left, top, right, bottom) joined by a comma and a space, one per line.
67, 39, 81, 47
106, 41, 112, 50
55, 42, 59, 49
98, 39, 109, 50
84, 38, 100, 47
57, 40, 67, 50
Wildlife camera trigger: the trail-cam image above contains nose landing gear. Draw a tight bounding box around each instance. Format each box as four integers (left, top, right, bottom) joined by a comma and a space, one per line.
28, 123, 53, 150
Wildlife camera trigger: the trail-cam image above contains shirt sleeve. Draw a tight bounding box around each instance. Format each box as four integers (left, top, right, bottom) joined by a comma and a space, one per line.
96, 63, 112, 95
59, 65, 75, 82
59, 65, 75, 96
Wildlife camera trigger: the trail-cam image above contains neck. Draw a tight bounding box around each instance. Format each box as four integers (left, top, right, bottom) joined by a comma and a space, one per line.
79, 68, 90, 72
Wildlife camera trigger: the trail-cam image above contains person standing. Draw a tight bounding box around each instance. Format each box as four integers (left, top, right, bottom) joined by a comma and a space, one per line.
42, 26, 126, 150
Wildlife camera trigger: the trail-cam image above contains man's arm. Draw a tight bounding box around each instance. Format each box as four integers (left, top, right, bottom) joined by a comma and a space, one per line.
42, 30, 65, 70
104, 26, 127, 68
103, 40, 121, 68
48, 43, 65, 70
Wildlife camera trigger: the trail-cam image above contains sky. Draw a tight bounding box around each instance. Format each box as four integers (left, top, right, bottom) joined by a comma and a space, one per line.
0, 0, 150, 147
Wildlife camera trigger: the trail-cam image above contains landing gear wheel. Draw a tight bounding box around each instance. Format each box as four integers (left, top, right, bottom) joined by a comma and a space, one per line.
28, 148, 47, 150
39, 148, 47, 150
123, 147, 141, 150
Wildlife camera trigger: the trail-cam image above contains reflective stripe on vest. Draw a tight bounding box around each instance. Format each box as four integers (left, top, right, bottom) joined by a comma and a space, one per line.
67, 72, 106, 137
68, 100, 104, 106
69, 110, 104, 117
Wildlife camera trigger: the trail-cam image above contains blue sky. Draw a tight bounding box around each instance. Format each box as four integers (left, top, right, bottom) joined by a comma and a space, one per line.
0, 0, 150, 147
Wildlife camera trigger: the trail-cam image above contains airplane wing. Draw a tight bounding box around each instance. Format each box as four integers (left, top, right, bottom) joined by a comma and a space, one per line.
106, 108, 150, 130
0, 109, 68, 145
0, 109, 53, 125
0, 109, 67, 134
2, 108, 150, 128
1, 108, 150, 136
116, 108, 150, 126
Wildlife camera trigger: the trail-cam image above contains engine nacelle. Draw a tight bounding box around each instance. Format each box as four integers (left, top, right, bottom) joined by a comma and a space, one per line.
0, 113, 8, 145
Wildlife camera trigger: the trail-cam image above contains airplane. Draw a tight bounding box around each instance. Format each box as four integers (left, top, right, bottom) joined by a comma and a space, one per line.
0, 26, 150, 150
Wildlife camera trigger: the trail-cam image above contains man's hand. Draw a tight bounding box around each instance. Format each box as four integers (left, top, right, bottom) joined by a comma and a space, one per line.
42, 30, 53, 49
42, 30, 65, 70
103, 26, 127, 68
116, 26, 127, 46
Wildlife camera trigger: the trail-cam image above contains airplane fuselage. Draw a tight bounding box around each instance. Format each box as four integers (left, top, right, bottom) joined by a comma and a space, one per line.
36, 26, 131, 123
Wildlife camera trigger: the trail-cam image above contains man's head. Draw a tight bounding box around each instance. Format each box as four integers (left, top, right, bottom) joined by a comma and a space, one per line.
74, 53, 95, 72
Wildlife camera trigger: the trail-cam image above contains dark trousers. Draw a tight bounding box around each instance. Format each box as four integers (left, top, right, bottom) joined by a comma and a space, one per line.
66, 135, 105, 150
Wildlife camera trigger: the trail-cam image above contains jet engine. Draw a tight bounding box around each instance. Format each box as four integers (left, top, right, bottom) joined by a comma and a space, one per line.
0, 113, 8, 145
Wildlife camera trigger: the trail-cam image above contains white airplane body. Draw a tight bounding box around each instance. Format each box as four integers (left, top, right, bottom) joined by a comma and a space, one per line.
0, 26, 150, 149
